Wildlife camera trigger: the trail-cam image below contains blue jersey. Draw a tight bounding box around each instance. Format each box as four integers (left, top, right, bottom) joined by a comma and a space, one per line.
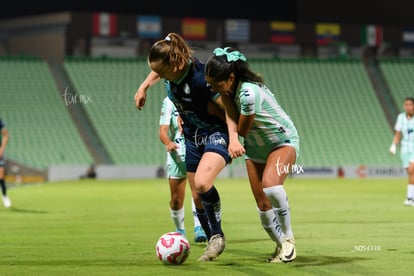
165, 59, 227, 138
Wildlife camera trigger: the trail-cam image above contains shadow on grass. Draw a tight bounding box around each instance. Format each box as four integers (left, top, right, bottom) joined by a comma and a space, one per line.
228, 247, 371, 268
0, 259, 140, 267
291, 255, 371, 268
8, 206, 48, 214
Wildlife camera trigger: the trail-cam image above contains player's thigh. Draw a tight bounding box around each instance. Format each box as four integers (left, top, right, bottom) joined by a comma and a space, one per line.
262, 146, 296, 188
0, 157, 5, 178
407, 162, 414, 177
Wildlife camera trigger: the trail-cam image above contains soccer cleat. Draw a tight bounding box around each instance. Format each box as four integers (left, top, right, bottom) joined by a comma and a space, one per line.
176, 229, 186, 236
2, 195, 11, 208
197, 253, 211, 262
197, 234, 225, 261
281, 238, 296, 262
266, 244, 283, 263
194, 226, 208, 243
403, 198, 413, 206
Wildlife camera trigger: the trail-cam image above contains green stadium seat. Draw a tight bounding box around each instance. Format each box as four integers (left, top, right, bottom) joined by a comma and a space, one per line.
2, 56, 399, 169
250, 58, 398, 166
0, 57, 93, 170
379, 58, 414, 112
64, 58, 167, 165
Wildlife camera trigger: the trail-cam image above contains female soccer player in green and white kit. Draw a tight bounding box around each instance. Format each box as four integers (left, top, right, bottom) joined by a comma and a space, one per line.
205, 47, 300, 263
390, 97, 414, 206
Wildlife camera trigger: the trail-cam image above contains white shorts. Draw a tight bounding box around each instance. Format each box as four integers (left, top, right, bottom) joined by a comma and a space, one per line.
400, 150, 414, 169
166, 151, 186, 179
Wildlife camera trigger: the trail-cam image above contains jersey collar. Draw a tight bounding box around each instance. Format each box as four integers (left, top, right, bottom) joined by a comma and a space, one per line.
173, 59, 192, 85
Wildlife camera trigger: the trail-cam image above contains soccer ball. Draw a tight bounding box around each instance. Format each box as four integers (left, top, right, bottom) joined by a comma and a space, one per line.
155, 232, 190, 265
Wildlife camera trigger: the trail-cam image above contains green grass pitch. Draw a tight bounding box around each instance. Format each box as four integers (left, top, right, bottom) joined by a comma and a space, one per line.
0, 177, 413, 275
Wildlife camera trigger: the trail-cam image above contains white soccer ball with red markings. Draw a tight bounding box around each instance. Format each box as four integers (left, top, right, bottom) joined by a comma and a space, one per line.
155, 232, 190, 265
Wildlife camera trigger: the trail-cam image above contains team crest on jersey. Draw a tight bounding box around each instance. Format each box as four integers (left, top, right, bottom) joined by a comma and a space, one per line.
184, 83, 190, 94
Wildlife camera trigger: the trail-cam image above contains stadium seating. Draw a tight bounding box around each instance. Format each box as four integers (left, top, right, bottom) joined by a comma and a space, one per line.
1, 56, 401, 170
0, 56, 93, 169
64, 57, 167, 165
378, 58, 414, 112
249, 58, 399, 166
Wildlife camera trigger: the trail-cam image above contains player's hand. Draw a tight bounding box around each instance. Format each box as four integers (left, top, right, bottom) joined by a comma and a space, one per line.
389, 143, 396, 155
165, 142, 179, 153
134, 89, 146, 110
177, 116, 184, 135
228, 140, 246, 159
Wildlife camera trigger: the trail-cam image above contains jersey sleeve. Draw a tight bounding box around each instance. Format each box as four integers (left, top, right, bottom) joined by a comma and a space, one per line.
238, 87, 257, 116
0, 119, 4, 130
159, 98, 173, 126
394, 113, 403, 131
209, 89, 221, 101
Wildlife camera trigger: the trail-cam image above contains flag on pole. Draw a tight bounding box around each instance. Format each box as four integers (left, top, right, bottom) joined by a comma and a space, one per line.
361, 25, 383, 47
315, 23, 340, 45
225, 19, 250, 43
137, 15, 161, 39
270, 21, 295, 44
92, 13, 118, 36
182, 18, 206, 40
402, 27, 414, 47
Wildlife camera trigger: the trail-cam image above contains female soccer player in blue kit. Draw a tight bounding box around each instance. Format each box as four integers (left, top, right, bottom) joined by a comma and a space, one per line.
159, 96, 207, 242
0, 118, 11, 208
134, 33, 245, 261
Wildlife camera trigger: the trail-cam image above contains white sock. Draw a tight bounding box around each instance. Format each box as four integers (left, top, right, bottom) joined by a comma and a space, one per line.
263, 185, 294, 239
272, 207, 286, 240
258, 208, 283, 246
170, 207, 185, 231
191, 198, 202, 228
407, 184, 414, 199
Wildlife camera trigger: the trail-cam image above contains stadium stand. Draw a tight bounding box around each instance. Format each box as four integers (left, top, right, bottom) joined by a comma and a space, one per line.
0, 56, 93, 170
1, 56, 402, 171
64, 57, 167, 165
378, 58, 414, 111
249, 58, 399, 166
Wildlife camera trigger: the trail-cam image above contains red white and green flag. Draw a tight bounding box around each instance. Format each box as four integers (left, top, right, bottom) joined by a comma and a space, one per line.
361, 25, 382, 47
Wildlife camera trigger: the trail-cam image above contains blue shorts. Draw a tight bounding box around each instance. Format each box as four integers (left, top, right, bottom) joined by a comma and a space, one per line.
185, 131, 231, 173
0, 156, 5, 168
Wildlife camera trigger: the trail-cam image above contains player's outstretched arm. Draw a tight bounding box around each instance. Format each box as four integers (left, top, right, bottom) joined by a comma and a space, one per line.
0, 127, 8, 158
390, 131, 401, 155
134, 71, 161, 110
215, 94, 245, 159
